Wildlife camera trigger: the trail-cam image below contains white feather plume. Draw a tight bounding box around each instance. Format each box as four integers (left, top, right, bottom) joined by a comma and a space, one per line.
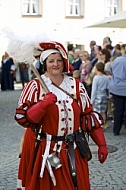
2, 28, 51, 64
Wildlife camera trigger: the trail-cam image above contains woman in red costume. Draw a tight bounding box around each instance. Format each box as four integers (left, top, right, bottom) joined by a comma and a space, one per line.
15, 41, 108, 190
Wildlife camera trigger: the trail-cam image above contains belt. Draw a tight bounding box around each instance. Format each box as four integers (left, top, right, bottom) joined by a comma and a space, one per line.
32, 129, 78, 188
33, 130, 76, 142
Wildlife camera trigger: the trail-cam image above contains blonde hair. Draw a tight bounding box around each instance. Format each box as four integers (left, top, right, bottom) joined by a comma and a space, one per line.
80, 51, 89, 58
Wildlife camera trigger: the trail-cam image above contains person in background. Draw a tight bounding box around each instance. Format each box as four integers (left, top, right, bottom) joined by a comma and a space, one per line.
89, 40, 96, 61
66, 44, 74, 76
18, 62, 30, 88
90, 45, 102, 68
99, 48, 111, 75
106, 44, 121, 62
79, 50, 92, 97
88, 45, 102, 83
0, 55, 5, 85
0, 52, 15, 91
72, 48, 82, 79
67, 44, 74, 63
15, 41, 108, 190
102, 36, 112, 49
109, 44, 126, 136
115, 43, 121, 51
99, 48, 113, 120
91, 62, 109, 129
72, 48, 82, 70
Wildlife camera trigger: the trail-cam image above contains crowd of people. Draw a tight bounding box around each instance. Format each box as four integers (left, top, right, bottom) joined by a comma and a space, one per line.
0, 36, 125, 189
67, 37, 126, 136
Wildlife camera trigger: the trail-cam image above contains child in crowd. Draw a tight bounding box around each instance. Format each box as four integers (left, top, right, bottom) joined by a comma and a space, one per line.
91, 62, 109, 129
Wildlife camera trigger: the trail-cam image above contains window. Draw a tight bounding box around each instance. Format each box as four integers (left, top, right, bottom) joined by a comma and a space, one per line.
22, 0, 41, 16
66, 0, 83, 17
106, 0, 120, 17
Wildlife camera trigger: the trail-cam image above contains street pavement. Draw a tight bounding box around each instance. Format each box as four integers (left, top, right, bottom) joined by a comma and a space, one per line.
0, 83, 126, 190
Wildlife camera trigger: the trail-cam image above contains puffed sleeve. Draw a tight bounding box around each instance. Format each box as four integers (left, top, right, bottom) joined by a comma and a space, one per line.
14, 78, 41, 128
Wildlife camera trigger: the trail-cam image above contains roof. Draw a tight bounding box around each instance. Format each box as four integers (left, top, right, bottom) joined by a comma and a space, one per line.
85, 10, 126, 28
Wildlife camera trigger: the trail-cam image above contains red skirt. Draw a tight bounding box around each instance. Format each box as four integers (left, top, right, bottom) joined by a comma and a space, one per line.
17, 128, 91, 190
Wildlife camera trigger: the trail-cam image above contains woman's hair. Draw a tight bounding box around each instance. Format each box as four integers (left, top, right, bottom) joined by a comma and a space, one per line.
101, 49, 111, 63
115, 44, 121, 51
43, 53, 66, 72
95, 62, 105, 74
80, 50, 89, 58
121, 44, 126, 53
97, 45, 102, 52
90, 40, 96, 46
103, 37, 112, 45
67, 44, 73, 51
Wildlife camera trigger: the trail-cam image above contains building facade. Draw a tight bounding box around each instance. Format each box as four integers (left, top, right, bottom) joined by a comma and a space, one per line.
0, 0, 126, 60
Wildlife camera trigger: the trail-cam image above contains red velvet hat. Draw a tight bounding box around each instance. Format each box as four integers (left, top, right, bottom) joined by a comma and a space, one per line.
34, 41, 69, 73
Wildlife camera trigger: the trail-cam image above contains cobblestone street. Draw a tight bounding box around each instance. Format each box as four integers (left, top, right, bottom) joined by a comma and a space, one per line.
0, 83, 126, 190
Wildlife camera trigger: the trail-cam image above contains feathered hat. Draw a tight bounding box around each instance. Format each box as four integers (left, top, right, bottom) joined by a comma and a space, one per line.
3, 29, 70, 73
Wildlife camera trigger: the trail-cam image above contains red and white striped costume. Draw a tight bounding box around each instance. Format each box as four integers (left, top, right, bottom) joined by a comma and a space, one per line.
15, 74, 104, 190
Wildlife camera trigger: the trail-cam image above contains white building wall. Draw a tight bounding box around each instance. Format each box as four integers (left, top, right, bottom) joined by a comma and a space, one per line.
0, 0, 126, 60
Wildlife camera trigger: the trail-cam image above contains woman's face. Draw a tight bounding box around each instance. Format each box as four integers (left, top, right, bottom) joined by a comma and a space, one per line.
46, 53, 64, 76
99, 53, 105, 62
97, 52, 102, 60
79, 54, 87, 62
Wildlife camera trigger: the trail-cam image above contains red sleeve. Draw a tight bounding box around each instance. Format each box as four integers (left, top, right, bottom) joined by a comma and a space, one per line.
14, 79, 41, 129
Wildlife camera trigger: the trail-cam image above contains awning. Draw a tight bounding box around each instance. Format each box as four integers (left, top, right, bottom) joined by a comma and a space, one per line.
85, 10, 126, 28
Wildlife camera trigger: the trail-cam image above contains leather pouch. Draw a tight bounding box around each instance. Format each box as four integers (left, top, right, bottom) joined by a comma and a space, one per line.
75, 130, 92, 161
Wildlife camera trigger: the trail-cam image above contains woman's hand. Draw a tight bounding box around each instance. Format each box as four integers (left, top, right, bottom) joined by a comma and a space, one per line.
98, 145, 108, 163
43, 92, 57, 107
26, 92, 57, 124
